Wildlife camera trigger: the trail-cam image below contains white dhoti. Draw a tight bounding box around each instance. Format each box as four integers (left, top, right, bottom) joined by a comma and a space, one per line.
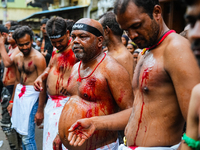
43, 95, 69, 150
11, 84, 40, 135
118, 143, 180, 150
96, 139, 119, 150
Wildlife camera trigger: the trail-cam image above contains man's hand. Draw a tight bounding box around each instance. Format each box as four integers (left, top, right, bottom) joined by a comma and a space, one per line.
34, 76, 43, 91
34, 111, 44, 126
41, 50, 48, 57
60, 82, 68, 96
53, 134, 62, 150
7, 103, 13, 116
68, 118, 96, 147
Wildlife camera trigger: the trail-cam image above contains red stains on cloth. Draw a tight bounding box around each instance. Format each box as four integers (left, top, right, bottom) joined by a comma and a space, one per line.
18, 85, 26, 98
49, 95, 67, 108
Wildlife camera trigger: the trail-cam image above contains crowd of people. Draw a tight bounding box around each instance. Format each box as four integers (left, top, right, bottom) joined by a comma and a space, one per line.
0, 0, 200, 150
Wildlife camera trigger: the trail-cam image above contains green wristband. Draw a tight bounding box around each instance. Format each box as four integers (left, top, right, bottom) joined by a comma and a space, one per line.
182, 133, 200, 150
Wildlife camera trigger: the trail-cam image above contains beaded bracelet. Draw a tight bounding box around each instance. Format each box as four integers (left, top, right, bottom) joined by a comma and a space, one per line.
182, 133, 200, 150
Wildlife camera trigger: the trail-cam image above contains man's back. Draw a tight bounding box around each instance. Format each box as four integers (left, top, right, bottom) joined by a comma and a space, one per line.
108, 46, 134, 81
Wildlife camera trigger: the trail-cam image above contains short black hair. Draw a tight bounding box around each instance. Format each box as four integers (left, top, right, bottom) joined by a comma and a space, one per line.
65, 19, 75, 34
46, 17, 67, 37
41, 18, 49, 25
100, 11, 123, 36
183, 0, 196, 6
0, 25, 9, 33
12, 26, 33, 42
114, 0, 159, 19
10, 21, 18, 26
9, 25, 21, 31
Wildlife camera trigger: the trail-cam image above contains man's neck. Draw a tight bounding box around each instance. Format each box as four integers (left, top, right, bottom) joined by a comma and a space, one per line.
107, 36, 124, 53
81, 51, 103, 68
156, 20, 169, 42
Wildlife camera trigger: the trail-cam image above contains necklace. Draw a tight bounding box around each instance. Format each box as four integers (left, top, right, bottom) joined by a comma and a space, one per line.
77, 52, 106, 82
141, 30, 175, 55
56, 37, 72, 53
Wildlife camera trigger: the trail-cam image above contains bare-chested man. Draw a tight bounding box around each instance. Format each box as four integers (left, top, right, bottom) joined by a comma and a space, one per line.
33, 16, 78, 150
56, 18, 133, 150
66, 0, 200, 150
180, 0, 200, 150
99, 11, 134, 81
7, 26, 46, 149
0, 25, 22, 150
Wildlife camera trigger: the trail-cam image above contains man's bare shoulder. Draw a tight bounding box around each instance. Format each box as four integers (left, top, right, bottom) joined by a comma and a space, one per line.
14, 52, 23, 60
102, 55, 129, 76
165, 32, 191, 53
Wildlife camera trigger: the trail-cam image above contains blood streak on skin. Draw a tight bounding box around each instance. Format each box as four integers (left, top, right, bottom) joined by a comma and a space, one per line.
133, 68, 150, 146
18, 85, 26, 98
118, 90, 125, 103
50, 95, 66, 108
55, 49, 76, 94
28, 61, 33, 67
3, 68, 11, 84
83, 77, 97, 101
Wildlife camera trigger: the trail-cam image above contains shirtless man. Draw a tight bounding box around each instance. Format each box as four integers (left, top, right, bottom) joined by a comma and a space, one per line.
33, 16, 78, 150
180, 0, 200, 150
99, 11, 134, 81
56, 18, 133, 150
8, 26, 46, 149
0, 25, 22, 150
67, 0, 200, 149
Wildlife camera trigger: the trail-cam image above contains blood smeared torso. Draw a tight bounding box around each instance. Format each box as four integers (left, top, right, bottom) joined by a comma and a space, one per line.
59, 56, 126, 150
16, 50, 42, 85
125, 48, 185, 147
46, 48, 77, 95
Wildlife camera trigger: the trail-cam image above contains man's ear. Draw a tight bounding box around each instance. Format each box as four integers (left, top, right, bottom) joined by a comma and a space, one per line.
104, 26, 110, 36
153, 5, 162, 21
66, 30, 70, 36
97, 36, 104, 47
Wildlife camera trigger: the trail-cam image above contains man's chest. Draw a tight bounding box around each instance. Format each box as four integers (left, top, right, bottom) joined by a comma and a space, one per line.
17, 59, 36, 75
67, 73, 109, 101
51, 50, 76, 70
133, 53, 170, 91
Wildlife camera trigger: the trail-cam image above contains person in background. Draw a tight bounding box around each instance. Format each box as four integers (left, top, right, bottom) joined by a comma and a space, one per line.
121, 34, 129, 46
127, 42, 137, 54
40, 18, 53, 65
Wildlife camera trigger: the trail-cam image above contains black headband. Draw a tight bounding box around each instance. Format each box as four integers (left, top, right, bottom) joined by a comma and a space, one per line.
72, 23, 103, 37
49, 32, 66, 39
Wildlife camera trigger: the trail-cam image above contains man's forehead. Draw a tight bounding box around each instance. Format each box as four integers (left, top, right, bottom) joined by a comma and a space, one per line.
186, 2, 200, 17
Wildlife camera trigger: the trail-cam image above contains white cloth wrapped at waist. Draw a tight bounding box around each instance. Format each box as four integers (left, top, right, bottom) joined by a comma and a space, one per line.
11, 84, 40, 135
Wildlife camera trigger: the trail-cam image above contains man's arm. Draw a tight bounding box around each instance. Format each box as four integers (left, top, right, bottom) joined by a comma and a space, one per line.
164, 34, 200, 120
34, 55, 47, 126
180, 84, 200, 150
33, 56, 52, 91
7, 55, 20, 116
